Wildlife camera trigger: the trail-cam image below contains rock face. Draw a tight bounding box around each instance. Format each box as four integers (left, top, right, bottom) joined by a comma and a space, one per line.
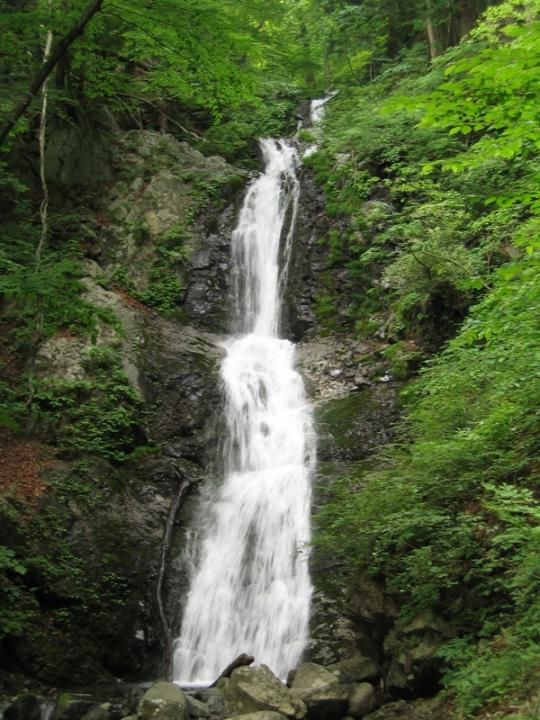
223, 665, 301, 719
0, 125, 243, 684
282, 168, 342, 340
138, 682, 188, 720
90, 129, 245, 335
289, 663, 348, 720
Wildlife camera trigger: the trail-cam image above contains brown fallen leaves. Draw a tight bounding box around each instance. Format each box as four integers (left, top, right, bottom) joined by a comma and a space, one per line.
0, 429, 55, 504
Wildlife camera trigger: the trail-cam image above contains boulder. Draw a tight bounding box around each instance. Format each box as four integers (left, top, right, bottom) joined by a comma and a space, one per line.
80, 706, 112, 720
4, 695, 42, 720
223, 666, 299, 719
289, 663, 348, 720
52, 694, 96, 720
194, 689, 225, 718
328, 654, 380, 684
226, 713, 287, 720
347, 576, 399, 626
138, 682, 188, 720
347, 684, 376, 719
386, 660, 412, 700
186, 697, 210, 719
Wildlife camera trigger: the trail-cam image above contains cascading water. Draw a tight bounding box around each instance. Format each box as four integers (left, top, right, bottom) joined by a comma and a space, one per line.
172, 139, 315, 685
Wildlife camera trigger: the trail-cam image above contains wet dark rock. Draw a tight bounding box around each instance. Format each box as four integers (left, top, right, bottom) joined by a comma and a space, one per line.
283, 170, 335, 341
303, 591, 359, 666
182, 205, 239, 333
315, 385, 401, 463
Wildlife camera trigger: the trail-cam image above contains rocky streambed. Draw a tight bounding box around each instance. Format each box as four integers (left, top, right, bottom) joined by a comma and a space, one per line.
0, 658, 451, 720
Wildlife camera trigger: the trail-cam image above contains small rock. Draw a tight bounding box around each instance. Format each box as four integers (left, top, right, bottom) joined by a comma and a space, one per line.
347, 684, 376, 719
328, 368, 343, 378
353, 373, 371, 388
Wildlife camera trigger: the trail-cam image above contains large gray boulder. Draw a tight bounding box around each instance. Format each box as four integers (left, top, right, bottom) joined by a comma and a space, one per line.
289, 663, 348, 720
138, 682, 188, 720
223, 666, 301, 719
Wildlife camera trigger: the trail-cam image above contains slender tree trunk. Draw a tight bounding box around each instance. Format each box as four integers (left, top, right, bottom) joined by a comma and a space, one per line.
36, 16, 54, 268
34, 3, 54, 338
425, 0, 440, 58
426, 14, 439, 58
0, 0, 104, 147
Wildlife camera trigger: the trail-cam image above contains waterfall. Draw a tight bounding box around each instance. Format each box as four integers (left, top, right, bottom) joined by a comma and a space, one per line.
172, 139, 315, 686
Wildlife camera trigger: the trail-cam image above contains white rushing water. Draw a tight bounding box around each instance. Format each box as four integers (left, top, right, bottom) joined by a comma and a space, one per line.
172, 139, 315, 686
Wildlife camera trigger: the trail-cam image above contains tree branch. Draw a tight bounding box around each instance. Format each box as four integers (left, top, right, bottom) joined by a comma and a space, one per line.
0, 0, 105, 147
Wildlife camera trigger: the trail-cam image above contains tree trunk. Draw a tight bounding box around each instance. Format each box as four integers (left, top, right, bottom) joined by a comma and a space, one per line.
209, 654, 255, 687
426, 14, 439, 58
0, 0, 104, 147
36, 16, 54, 268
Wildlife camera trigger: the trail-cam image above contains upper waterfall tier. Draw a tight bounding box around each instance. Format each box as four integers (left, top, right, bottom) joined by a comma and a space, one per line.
232, 139, 299, 337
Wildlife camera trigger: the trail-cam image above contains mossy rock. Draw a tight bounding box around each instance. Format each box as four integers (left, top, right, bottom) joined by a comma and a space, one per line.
138, 682, 188, 720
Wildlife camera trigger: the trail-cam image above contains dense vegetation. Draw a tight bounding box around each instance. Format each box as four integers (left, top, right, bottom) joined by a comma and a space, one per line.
312, 1, 540, 715
1, 0, 539, 714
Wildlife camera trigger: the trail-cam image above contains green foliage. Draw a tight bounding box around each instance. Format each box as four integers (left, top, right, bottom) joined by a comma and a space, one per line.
28, 353, 144, 462
316, 247, 540, 712
313, 5, 540, 714
402, 5, 540, 214
309, 2, 539, 348
0, 463, 143, 680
